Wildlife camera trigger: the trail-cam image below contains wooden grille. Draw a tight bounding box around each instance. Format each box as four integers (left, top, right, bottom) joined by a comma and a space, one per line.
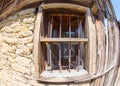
40, 14, 88, 72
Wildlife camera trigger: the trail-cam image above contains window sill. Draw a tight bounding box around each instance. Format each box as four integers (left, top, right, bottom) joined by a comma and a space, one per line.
38, 69, 89, 83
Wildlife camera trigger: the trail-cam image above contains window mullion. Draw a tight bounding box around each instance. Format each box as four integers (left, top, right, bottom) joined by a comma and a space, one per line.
50, 16, 53, 72
77, 18, 81, 70
59, 16, 62, 72
59, 16, 62, 38
50, 44, 52, 72
68, 16, 71, 72
50, 16, 53, 38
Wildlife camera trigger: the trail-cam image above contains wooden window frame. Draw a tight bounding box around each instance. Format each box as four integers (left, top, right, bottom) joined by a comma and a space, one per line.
33, 3, 97, 83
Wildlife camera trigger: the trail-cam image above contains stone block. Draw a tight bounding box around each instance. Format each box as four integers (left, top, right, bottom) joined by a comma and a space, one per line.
14, 75, 28, 84
0, 43, 16, 53
0, 43, 8, 54
16, 44, 31, 57
18, 30, 33, 38
12, 63, 31, 75
0, 35, 3, 48
1, 26, 10, 32
23, 17, 35, 24
21, 36, 33, 44
29, 23, 35, 30
3, 37, 21, 45
6, 53, 16, 59
26, 43, 33, 52
2, 32, 18, 38
10, 22, 20, 28
8, 56, 16, 63
0, 53, 8, 67
15, 55, 32, 68
5, 27, 21, 33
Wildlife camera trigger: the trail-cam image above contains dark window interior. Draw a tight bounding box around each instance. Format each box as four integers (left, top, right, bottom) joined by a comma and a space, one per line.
40, 14, 87, 72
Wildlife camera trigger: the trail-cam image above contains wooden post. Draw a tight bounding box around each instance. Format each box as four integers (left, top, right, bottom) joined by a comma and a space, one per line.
33, 4, 43, 79
59, 16, 62, 72
68, 16, 71, 72
94, 20, 106, 86
86, 9, 96, 75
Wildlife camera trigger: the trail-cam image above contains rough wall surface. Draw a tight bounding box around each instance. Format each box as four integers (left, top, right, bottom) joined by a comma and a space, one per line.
0, 8, 90, 86
0, 8, 39, 86
0, 8, 119, 86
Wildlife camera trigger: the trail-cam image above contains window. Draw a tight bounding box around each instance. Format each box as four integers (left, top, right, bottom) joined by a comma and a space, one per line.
38, 12, 89, 81
33, 3, 96, 83
40, 14, 88, 71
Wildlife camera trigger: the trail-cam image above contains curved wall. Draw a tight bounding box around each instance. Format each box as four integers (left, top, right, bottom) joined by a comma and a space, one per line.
0, 6, 119, 86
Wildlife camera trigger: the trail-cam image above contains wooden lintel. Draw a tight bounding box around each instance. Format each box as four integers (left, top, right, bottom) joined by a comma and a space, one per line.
41, 3, 88, 13
40, 38, 88, 42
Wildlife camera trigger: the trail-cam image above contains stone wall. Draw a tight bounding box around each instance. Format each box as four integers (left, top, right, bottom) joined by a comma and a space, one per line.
0, 8, 39, 86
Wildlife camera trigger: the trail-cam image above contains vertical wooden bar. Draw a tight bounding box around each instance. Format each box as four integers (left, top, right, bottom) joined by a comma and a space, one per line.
68, 16, 71, 72
47, 16, 50, 37
50, 44, 52, 72
77, 17, 80, 69
50, 16, 53, 72
59, 16, 62, 72
69, 16, 71, 38
50, 16, 53, 38
79, 20, 84, 67
33, 5, 43, 79
59, 16, 62, 38
86, 9, 96, 75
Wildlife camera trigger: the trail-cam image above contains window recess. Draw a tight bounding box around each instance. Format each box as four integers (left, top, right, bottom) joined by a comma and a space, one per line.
40, 14, 88, 74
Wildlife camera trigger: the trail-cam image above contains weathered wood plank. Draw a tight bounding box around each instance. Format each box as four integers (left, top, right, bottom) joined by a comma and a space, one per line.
105, 21, 119, 86
40, 38, 88, 42
33, 5, 43, 79
0, 0, 43, 20
94, 20, 106, 86
41, 3, 88, 13
103, 20, 114, 86
86, 9, 96, 75
86, 9, 96, 86
114, 68, 120, 86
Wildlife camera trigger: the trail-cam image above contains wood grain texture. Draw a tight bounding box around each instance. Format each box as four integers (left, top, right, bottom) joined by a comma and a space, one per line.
41, 3, 88, 13
33, 6, 43, 79
0, 0, 43, 20
86, 9, 96, 75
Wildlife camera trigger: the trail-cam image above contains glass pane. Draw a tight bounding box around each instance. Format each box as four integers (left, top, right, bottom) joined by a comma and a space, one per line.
52, 16, 60, 38
61, 16, 69, 38
71, 16, 78, 38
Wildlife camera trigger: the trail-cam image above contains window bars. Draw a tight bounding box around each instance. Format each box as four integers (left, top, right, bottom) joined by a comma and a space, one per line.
40, 14, 88, 72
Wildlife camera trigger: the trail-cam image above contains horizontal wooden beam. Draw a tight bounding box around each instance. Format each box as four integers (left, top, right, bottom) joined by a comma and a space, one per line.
45, 0, 92, 7
40, 38, 88, 42
41, 3, 88, 13
0, 0, 43, 21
